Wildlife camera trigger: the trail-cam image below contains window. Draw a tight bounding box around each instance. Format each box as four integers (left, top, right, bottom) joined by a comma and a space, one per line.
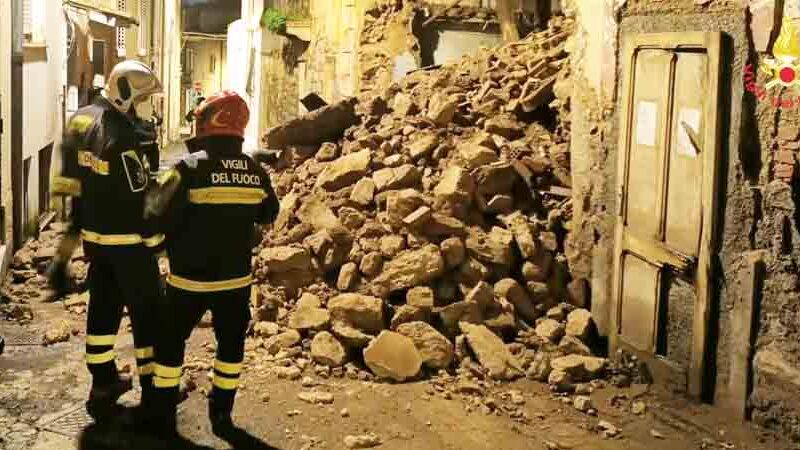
138, 0, 152, 54
116, 0, 127, 57
93, 40, 107, 76
22, 0, 45, 45
182, 47, 196, 74
116, 27, 127, 57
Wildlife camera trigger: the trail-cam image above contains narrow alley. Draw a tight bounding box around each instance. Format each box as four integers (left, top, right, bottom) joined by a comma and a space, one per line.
1, 1, 799, 450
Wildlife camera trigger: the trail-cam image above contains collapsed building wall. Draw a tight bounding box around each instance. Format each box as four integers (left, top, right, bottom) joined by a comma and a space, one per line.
567, 0, 800, 441
261, 0, 519, 128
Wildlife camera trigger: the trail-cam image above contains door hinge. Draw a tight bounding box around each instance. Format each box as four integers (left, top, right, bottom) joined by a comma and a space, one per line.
0, 118, 4, 135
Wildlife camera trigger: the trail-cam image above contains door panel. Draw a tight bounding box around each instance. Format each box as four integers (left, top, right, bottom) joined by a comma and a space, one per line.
620, 253, 660, 352
613, 32, 722, 400
665, 52, 706, 257
626, 50, 673, 239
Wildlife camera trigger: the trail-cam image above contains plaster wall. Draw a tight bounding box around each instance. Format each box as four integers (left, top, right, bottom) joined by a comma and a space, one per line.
22, 1, 66, 231
570, 0, 800, 440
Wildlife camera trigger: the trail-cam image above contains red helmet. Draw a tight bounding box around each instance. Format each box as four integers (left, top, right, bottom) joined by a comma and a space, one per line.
194, 90, 249, 139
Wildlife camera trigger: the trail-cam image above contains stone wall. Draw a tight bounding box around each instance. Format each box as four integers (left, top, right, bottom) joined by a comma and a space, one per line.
568, 0, 800, 441
262, 33, 307, 128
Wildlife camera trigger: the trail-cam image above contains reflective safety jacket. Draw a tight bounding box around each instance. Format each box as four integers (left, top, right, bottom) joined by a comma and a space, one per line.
147, 146, 279, 292
133, 117, 159, 175
52, 96, 165, 251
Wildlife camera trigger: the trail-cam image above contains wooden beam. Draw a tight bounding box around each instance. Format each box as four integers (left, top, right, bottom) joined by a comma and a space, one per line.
726, 251, 764, 421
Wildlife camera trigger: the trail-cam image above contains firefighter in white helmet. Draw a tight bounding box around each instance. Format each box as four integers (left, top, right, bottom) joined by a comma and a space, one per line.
48, 60, 165, 423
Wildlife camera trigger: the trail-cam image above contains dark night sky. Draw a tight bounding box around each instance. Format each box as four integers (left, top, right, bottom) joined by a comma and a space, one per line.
182, 0, 242, 34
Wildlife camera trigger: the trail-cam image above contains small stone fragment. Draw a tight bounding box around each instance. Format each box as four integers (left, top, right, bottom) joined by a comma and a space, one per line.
265, 330, 302, 354
440, 237, 466, 269
459, 323, 523, 380
337, 262, 360, 291
407, 286, 435, 309
566, 308, 593, 340
328, 294, 385, 334
363, 331, 422, 382
298, 391, 335, 405
289, 307, 331, 331
558, 335, 592, 356
273, 366, 303, 380
359, 252, 384, 278
311, 331, 348, 367
397, 321, 454, 369
535, 319, 565, 343
350, 179, 376, 207
573, 395, 594, 412
344, 433, 382, 449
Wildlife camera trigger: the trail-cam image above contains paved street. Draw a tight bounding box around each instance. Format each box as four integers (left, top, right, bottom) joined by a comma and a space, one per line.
0, 296, 794, 450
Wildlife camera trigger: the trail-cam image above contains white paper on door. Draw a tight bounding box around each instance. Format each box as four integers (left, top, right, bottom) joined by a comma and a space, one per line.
677, 108, 702, 157
635, 101, 658, 147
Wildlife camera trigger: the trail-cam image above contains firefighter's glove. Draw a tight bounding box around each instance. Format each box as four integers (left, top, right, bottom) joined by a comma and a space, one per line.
145, 168, 181, 220
46, 234, 79, 297
46, 259, 70, 298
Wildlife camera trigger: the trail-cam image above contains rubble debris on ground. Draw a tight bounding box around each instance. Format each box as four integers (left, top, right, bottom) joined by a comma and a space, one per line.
1, 223, 87, 321
240, 15, 624, 393
0, 14, 644, 412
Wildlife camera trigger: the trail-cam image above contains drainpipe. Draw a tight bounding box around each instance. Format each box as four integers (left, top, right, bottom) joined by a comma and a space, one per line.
10, 0, 23, 250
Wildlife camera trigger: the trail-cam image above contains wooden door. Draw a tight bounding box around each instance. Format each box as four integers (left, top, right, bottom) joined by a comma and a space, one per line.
612, 32, 723, 399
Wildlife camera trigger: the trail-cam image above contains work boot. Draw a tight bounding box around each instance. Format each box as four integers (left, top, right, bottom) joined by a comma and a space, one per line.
140, 411, 178, 441
209, 410, 234, 437
208, 393, 235, 437
86, 375, 133, 423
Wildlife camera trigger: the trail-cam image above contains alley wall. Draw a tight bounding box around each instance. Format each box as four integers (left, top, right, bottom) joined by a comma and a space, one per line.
22, 1, 67, 233
565, 0, 800, 441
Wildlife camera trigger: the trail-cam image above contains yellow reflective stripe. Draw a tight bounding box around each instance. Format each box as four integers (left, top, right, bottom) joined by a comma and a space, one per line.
166, 274, 253, 293
135, 347, 155, 360
86, 335, 116, 346
158, 168, 181, 186
81, 230, 144, 246
86, 350, 116, 364
188, 187, 266, 205
154, 376, 181, 388
143, 234, 165, 248
213, 375, 240, 390
77, 151, 110, 176
214, 360, 243, 375
68, 115, 94, 133
52, 176, 82, 197
138, 362, 155, 376
154, 363, 182, 378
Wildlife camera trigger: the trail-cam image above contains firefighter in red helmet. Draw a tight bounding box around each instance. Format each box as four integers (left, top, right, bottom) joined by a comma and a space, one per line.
144, 90, 279, 437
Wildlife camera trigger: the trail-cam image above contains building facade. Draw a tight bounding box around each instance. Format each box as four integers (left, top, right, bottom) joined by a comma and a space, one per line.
563, 0, 800, 440
0, 0, 166, 273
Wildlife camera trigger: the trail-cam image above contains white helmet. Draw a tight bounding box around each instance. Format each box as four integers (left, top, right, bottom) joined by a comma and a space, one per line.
102, 60, 163, 114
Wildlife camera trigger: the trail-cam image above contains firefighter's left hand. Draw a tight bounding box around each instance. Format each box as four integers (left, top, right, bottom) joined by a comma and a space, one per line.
46, 259, 71, 298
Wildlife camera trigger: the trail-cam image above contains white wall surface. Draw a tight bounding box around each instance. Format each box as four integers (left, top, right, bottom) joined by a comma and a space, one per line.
23, 1, 67, 227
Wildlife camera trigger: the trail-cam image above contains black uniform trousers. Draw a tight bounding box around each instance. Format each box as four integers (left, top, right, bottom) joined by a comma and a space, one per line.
153, 284, 251, 418
84, 244, 162, 399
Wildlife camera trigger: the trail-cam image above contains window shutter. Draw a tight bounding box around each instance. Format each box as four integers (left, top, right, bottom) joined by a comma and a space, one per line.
116, 0, 127, 57
22, 0, 32, 38
138, 0, 151, 54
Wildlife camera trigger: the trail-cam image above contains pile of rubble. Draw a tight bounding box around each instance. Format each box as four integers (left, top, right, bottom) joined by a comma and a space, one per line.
358, 1, 501, 96
0, 223, 81, 322
251, 15, 604, 388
